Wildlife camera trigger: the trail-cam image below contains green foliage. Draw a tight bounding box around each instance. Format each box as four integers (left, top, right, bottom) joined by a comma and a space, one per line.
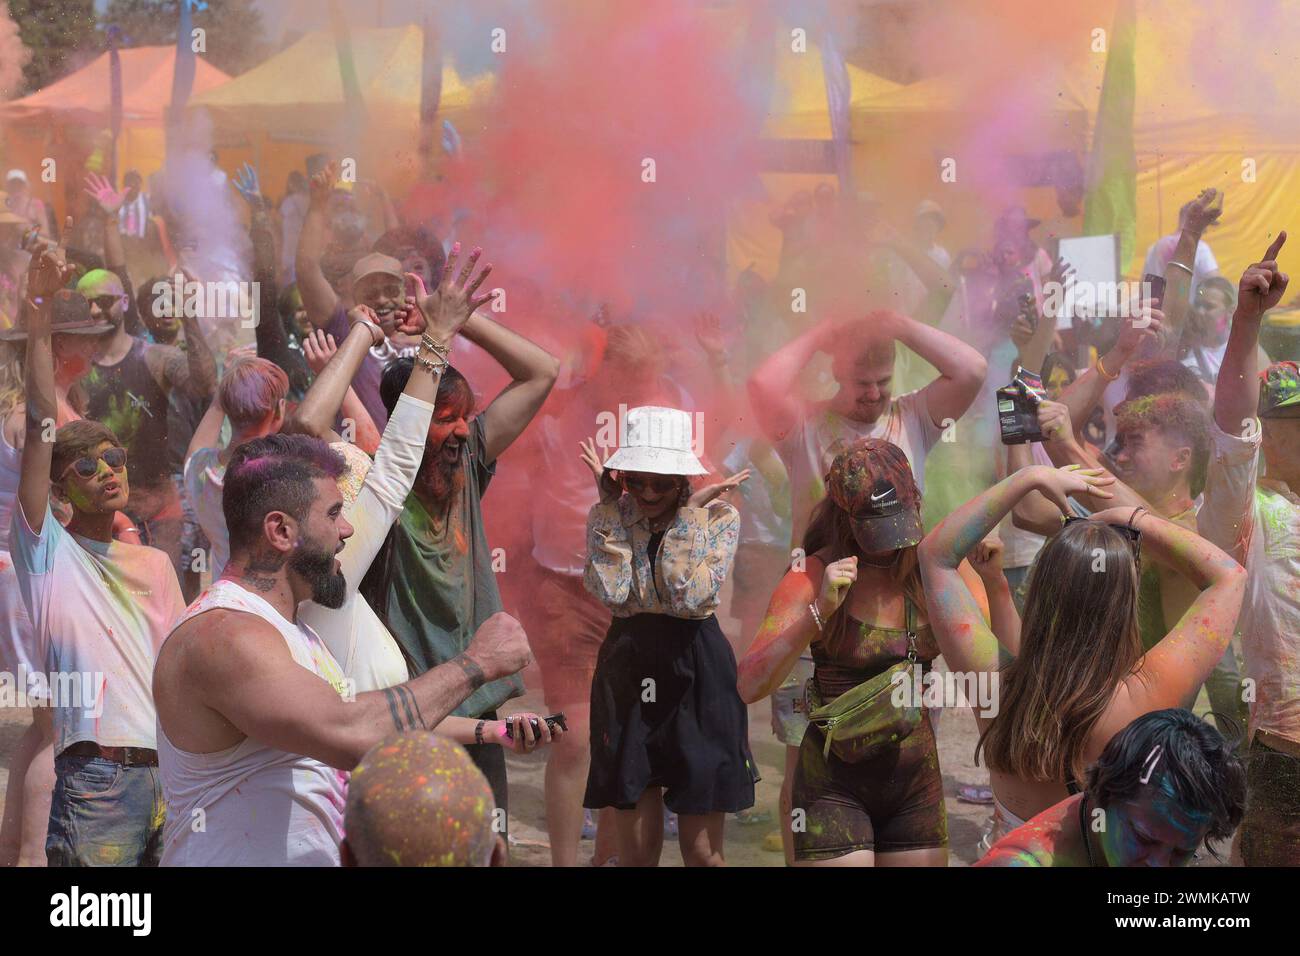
7, 0, 98, 96
102, 0, 269, 77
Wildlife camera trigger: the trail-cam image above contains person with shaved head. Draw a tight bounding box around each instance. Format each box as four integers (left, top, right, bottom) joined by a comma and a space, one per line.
341, 733, 507, 867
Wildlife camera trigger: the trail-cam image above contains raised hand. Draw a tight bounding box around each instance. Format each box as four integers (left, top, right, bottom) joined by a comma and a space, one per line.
1238, 231, 1289, 321
409, 242, 495, 343
83, 172, 125, 216
579, 437, 621, 503
233, 163, 263, 208
1183, 188, 1223, 235
687, 469, 750, 509
302, 329, 338, 375
817, 555, 858, 619
25, 216, 75, 299
1110, 307, 1165, 364
308, 161, 339, 210
1047, 254, 1076, 290
1032, 464, 1115, 515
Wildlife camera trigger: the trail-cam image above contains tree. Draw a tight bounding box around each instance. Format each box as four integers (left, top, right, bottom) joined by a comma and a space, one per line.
7, 0, 98, 96
102, 0, 269, 77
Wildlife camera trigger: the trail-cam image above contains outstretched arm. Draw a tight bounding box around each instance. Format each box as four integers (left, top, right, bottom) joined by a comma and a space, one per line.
16, 244, 76, 536
1215, 231, 1287, 434
295, 162, 342, 328
1159, 189, 1222, 356
185, 610, 532, 770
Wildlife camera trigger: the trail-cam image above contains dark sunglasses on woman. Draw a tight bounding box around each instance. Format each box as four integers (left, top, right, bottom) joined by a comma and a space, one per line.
63, 446, 128, 480
623, 474, 679, 495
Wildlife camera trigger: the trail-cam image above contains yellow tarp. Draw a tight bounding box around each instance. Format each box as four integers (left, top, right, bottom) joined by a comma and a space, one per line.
845, 0, 1300, 281
189, 25, 492, 204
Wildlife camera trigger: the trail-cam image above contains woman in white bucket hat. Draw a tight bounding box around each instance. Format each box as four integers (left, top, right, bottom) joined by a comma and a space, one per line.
577, 405, 757, 866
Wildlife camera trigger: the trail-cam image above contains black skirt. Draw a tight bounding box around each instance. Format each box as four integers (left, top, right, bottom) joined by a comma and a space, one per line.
584, 612, 759, 815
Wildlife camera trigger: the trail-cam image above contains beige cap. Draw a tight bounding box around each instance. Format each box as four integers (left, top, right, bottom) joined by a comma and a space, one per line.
349, 252, 404, 285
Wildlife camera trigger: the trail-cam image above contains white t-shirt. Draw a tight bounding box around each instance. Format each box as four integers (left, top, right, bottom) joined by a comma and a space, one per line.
775, 390, 942, 549
9, 501, 185, 754
158, 580, 348, 866
182, 445, 228, 580
298, 393, 434, 692
1197, 420, 1300, 745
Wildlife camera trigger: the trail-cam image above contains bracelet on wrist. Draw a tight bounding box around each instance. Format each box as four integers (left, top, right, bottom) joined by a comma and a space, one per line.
808, 601, 826, 633
1096, 354, 1121, 382
413, 351, 448, 376
1166, 261, 1194, 278
474, 720, 486, 746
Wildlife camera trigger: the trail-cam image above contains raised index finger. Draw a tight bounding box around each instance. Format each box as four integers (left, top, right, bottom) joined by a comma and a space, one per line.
1262, 231, 1288, 263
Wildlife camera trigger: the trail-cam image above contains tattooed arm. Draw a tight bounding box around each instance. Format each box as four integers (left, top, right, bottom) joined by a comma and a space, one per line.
172, 610, 531, 770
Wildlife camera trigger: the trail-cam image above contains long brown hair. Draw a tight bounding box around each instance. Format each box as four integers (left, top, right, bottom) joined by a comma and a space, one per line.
977, 520, 1142, 783
801, 495, 925, 655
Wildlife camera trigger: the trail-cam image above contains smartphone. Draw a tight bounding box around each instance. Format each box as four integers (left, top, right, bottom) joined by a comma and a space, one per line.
503, 712, 567, 741
1143, 273, 1166, 308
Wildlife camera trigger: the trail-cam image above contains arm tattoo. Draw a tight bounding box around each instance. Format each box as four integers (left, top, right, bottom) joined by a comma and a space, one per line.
381, 686, 425, 731
451, 653, 487, 691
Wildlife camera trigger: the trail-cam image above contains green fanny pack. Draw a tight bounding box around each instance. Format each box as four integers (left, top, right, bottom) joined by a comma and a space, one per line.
806, 600, 923, 764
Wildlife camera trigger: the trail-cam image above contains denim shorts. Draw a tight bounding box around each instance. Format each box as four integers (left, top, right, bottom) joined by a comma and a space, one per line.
47, 753, 165, 867
771, 656, 815, 746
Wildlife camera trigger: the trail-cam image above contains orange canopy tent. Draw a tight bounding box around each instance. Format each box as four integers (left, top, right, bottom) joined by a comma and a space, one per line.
0, 46, 231, 221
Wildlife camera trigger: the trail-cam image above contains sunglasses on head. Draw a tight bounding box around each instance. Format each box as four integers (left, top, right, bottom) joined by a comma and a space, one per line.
1063, 515, 1142, 565
622, 474, 679, 494
63, 447, 127, 480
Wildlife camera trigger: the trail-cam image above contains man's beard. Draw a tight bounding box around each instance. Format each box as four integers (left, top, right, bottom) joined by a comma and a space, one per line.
290, 541, 347, 609
418, 446, 465, 504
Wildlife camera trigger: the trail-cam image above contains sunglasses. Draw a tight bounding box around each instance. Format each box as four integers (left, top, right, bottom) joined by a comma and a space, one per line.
90, 294, 122, 315
623, 474, 680, 494
1063, 515, 1141, 566
63, 447, 128, 480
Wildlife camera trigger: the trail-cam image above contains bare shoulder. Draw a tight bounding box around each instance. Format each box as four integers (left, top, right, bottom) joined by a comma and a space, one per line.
160, 607, 289, 678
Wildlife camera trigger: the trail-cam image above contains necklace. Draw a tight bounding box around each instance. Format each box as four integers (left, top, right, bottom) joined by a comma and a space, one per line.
858, 553, 895, 568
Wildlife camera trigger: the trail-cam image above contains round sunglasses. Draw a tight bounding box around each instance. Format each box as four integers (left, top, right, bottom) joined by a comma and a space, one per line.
62, 446, 128, 480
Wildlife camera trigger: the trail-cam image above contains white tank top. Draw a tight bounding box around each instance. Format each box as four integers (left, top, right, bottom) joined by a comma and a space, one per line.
158, 580, 349, 867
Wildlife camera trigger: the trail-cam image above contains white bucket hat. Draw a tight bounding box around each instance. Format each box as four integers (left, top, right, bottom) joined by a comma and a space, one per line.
603, 405, 707, 476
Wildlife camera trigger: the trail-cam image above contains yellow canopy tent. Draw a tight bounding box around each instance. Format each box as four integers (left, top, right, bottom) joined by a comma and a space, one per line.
0, 46, 231, 220
189, 25, 492, 201
850, 0, 1300, 281
727, 36, 902, 283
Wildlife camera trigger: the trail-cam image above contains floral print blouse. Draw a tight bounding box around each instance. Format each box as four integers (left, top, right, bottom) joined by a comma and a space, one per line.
584, 494, 740, 619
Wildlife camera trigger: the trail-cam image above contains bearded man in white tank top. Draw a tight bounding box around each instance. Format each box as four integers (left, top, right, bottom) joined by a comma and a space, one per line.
153, 433, 532, 866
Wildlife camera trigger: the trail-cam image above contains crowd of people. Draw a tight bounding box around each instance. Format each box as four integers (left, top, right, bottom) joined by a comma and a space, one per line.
0, 151, 1294, 870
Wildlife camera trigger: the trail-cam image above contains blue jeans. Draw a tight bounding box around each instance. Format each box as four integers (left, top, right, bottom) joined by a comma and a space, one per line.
47, 754, 165, 867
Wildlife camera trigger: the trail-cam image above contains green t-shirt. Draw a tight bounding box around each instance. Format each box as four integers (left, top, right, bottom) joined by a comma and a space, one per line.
380, 416, 522, 718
